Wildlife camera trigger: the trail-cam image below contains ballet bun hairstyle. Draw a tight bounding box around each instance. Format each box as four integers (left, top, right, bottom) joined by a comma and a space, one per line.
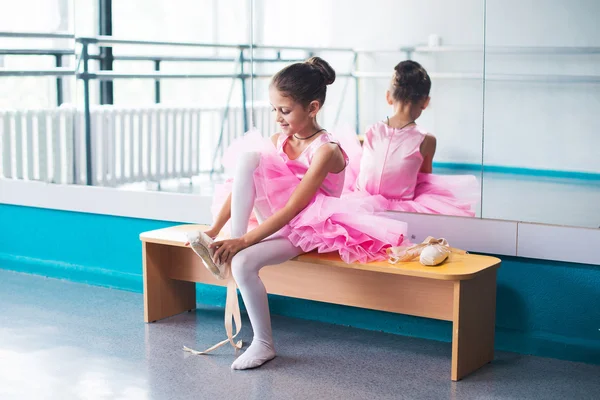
271, 56, 336, 108
391, 60, 431, 103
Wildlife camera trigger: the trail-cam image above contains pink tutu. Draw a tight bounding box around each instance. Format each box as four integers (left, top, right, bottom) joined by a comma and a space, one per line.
212, 130, 408, 263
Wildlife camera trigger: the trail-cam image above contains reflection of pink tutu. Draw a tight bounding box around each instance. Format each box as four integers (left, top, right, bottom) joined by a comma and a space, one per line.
212, 130, 408, 263
386, 173, 478, 216
334, 125, 479, 217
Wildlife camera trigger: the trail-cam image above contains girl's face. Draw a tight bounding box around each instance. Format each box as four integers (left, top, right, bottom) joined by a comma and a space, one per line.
269, 86, 318, 136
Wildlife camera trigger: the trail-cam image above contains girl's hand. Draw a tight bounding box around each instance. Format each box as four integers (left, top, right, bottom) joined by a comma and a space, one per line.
211, 237, 249, 265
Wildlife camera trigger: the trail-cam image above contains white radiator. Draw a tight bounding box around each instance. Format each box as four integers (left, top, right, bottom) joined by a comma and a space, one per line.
0, 106, 76, 184
1, 104, 275, 186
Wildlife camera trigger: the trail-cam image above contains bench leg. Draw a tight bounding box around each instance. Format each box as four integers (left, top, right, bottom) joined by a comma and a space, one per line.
143, 242, 196, 323
451, 268, 497, 381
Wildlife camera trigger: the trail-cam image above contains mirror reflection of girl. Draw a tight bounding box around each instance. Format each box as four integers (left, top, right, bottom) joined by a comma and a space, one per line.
189, 57, 408, 370
344, 60, 478, 216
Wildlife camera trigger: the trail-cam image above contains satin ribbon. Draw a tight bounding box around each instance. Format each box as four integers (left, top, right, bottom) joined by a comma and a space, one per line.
183, 272, 243, 355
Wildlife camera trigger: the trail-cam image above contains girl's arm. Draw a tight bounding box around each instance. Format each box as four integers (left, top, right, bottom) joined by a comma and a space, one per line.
244, 143, 344, 245
419, 134, 437, 174
212, 143, 345, 263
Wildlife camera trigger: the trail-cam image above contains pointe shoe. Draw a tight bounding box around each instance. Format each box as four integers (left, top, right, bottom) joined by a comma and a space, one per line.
419, 243, 450, 266
187, 231, 229, 279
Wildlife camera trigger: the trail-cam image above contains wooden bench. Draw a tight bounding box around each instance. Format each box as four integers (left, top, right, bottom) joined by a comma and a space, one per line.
140, 224, 500, 381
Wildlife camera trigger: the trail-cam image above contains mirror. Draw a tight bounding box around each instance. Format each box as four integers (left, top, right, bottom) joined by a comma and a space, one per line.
70, 0, 253, 195
251, 0, 485, 218
0, 0, 76, 185
482, 0, 600, 228
5, 0, 597, 230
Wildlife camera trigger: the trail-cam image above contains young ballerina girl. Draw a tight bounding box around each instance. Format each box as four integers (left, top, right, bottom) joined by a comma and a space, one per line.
348, 60, 478, 216
188, 57, 408, 370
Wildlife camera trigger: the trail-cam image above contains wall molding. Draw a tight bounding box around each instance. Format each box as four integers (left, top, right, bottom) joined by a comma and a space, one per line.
1, 178, 598, 265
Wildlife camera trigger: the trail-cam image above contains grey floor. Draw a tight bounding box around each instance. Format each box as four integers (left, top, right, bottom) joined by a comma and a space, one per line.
1, 269, 599, 400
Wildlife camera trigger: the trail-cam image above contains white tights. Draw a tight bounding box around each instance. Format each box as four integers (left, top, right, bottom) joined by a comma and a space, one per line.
228, 152, 303, 369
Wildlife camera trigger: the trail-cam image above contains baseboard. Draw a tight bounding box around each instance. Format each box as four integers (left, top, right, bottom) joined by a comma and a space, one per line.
495, 327, 600, 365
0, 252, 142, 293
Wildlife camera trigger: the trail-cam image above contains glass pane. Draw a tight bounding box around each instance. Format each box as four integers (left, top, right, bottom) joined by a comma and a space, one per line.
482, 0, 600, 228
72, 0, 253, 191
0, 0, 76, 184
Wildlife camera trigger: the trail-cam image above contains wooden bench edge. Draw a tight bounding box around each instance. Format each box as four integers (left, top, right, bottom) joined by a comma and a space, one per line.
140, 233, 501, 281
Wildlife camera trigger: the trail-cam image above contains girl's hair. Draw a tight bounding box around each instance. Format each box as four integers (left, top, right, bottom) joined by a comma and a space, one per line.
271, 56, 336, 107
391, 60, 431, 103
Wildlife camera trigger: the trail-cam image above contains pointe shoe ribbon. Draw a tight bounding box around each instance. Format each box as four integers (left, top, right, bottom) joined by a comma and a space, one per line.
387, 236, 467, 266
183, 231, 243, 355
183, 279, 243, 355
